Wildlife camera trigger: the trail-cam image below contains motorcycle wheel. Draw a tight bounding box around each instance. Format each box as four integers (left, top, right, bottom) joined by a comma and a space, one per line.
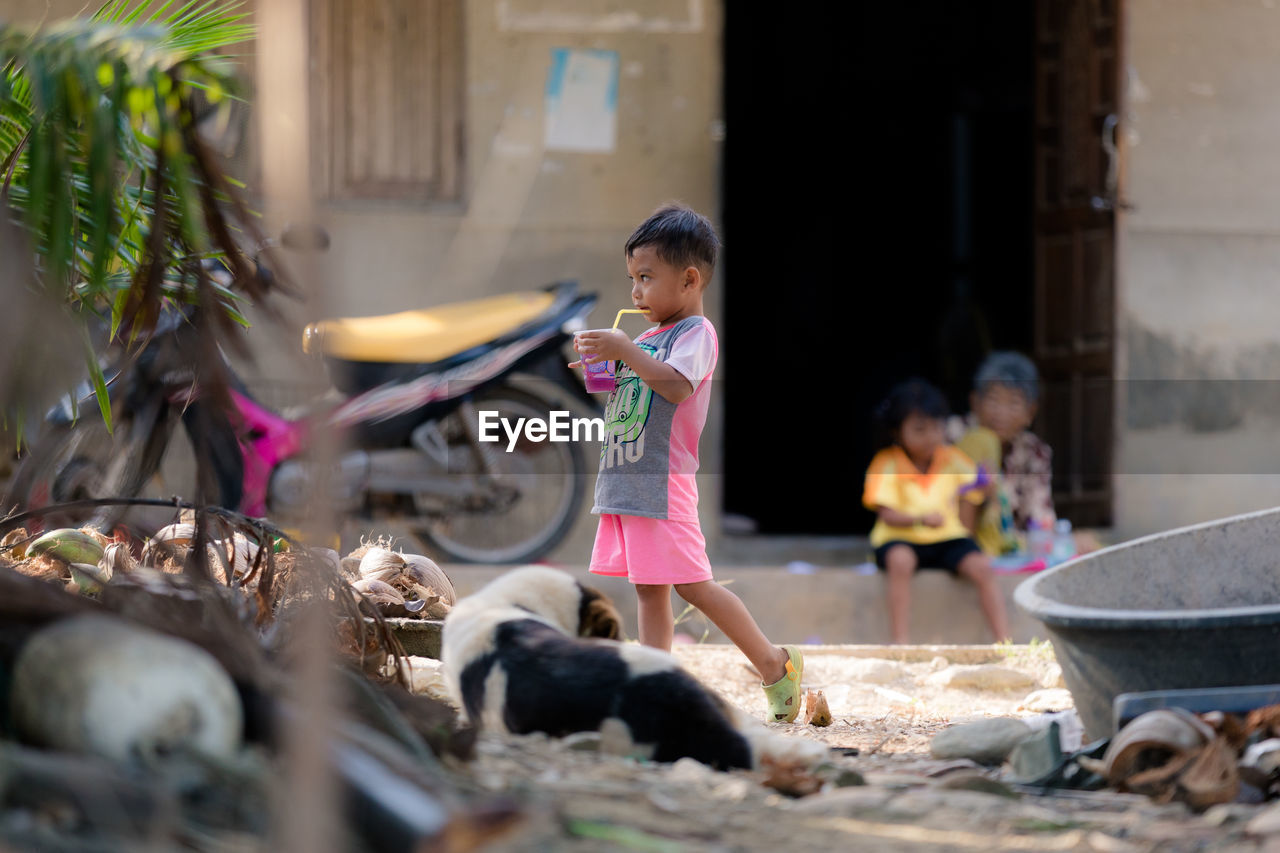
5, 405, 174, 534
413, 386, 587, 563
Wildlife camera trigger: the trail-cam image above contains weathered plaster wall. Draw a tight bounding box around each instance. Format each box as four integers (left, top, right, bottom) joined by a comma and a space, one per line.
1, 0, 725, 561
296, 1, 726, 561
1118, 0, 1280, 537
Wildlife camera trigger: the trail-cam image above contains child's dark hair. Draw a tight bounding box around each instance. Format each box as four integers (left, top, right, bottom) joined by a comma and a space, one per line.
873, 379, 951, 449
973, 351, 1040, 404
625, 202, 719, 282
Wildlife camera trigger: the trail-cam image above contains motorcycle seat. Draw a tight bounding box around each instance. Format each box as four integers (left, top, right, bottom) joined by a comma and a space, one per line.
304, 290, 557, 364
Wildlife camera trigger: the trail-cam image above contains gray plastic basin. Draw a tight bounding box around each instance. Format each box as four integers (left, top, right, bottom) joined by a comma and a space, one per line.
1015, 506, 1280, 739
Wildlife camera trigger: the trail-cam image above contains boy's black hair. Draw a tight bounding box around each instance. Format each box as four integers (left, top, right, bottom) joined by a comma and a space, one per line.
625, 203, 719, 282
873, 379, 951, 449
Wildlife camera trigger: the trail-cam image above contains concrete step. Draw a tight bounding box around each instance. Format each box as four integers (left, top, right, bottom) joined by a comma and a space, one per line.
439, 564, 1046, 646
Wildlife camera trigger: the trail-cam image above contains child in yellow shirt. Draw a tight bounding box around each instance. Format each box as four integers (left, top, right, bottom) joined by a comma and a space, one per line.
863, 380, 1011, 644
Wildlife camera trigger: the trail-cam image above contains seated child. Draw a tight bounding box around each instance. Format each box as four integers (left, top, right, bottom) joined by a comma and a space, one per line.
864, 379, 1011, 644
948, 351, 1099, 556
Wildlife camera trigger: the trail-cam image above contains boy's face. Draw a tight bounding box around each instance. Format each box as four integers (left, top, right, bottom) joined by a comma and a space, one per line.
899, 412, 944, 463
625, 245, 702, 326
972, 385, 1035, 443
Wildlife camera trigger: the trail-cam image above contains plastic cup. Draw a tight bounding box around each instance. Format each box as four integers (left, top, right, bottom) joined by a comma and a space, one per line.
575, 329, 617, 393
575, 310, 647, 393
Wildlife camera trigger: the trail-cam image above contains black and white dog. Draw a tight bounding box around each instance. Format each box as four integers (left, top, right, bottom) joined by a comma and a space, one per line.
441, 566, 823, 771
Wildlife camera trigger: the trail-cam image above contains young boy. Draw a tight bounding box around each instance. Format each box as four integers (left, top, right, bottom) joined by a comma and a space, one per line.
865, 379, 1011, 644
571, 203, 804, 723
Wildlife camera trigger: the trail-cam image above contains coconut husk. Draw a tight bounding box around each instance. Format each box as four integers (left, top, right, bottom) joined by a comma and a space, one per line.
756, 754, 824, 798
803, 689, 833, 727
1246, 704, 1280, 739
1177, 736, 1240, 811
1, 526, 30, 559
1122, 750, 1193, 801
1200, 710, 1252, 751
336, 616, 389, 674
401, 554, 455, 605
1102, 709, 1213, 785
13, 553, 71, 583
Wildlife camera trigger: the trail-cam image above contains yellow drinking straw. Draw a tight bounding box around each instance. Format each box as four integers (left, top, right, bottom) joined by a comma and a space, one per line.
613, 308, 646, 329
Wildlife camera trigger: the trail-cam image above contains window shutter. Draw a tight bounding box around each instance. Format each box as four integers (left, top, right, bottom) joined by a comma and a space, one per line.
311, 0, 462, 202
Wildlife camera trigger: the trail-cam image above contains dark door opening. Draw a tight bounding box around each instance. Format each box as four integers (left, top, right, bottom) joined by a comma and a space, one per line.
721, 3, 1038, 536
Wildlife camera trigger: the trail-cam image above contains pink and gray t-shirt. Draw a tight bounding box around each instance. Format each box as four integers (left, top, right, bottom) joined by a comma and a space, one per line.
592, 315, 718, 522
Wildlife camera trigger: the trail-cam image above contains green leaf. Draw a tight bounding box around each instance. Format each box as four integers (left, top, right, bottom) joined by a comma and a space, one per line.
82, 328, 113, 434
1, 0, 263, 437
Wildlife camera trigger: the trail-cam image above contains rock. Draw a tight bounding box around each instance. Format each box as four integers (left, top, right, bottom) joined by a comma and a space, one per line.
926, 664, 1038, 691
934, 771, 1020, 799
1202, 803, 1259, 826
598, 717, 655, 761
10, 615, 242, 764
1085, 831, 1143, 853
1019, 688, 1075, 712
929, 655, 950, 672
930, 718, 1034, 764
562, 732, 602, 752
403, 656, 451, 701
832, 767, 866, 787
1042, 662, 1067, 688
1245, 802, 1280, 836
844, 657, 911, 684
789, 786, 893, 815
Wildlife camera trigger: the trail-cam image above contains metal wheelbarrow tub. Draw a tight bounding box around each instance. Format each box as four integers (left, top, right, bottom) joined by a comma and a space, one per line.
1014, 507, 1280, 740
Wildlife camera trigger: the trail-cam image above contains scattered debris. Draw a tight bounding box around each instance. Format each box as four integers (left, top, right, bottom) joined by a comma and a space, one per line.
0, 498, 496, 851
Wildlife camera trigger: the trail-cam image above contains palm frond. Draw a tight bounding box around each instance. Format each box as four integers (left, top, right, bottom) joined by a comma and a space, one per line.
0, 1, 272, 432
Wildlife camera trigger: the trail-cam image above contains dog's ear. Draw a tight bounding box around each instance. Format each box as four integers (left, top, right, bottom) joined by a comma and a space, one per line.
578, 586, 623, 640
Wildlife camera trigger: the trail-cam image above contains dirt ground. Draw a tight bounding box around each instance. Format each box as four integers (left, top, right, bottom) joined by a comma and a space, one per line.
445, 644, 1280, 852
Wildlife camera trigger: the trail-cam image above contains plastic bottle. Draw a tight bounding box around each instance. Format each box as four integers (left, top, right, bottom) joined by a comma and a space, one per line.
1050, 518, 1076, 566
1025, 518, 1051, 561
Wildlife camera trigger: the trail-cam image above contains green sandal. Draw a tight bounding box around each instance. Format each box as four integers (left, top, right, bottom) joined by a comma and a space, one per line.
761, 645, 804, 723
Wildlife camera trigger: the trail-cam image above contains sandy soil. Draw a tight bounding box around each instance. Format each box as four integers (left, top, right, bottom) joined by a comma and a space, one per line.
445, 643, 1279, 852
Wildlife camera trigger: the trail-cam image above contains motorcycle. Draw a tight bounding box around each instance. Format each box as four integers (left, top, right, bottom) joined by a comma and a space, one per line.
6, 242, 601, 563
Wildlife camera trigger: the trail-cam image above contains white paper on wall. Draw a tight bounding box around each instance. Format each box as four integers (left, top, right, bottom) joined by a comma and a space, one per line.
544, 48, 619, 153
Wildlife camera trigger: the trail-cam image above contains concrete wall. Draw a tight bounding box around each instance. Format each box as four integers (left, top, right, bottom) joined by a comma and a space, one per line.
287, 0, 725, 562
1, 0, 727, 562
1117, 0, 1280, 539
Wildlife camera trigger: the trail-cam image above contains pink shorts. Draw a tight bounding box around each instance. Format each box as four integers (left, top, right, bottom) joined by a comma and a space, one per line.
589, 513, 715, 585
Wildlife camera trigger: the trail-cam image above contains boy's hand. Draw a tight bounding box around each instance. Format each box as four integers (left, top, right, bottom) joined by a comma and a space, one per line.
573, 328, 633, 365
919, 512, 945, 528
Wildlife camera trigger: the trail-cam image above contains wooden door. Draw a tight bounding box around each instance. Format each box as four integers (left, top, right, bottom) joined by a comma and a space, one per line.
1033, 0, 1121, 527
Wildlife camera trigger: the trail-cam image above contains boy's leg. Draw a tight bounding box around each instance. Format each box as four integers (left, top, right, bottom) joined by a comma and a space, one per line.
956, 551, 1011, 642
635, 583, 675, 650
883, 544, 918, 644
673, 581, 787, 684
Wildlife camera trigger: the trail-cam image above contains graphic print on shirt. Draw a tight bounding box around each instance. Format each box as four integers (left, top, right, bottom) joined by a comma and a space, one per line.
600, 340, 660, 468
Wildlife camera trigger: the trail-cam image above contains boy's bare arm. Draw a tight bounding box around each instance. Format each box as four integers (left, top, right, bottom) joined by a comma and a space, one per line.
876, 506, 943, 528
958, 500, 977, 533
573, 329, 694, 403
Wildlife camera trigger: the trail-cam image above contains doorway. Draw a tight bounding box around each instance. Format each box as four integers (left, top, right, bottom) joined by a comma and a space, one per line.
721, 3, 1042, 536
